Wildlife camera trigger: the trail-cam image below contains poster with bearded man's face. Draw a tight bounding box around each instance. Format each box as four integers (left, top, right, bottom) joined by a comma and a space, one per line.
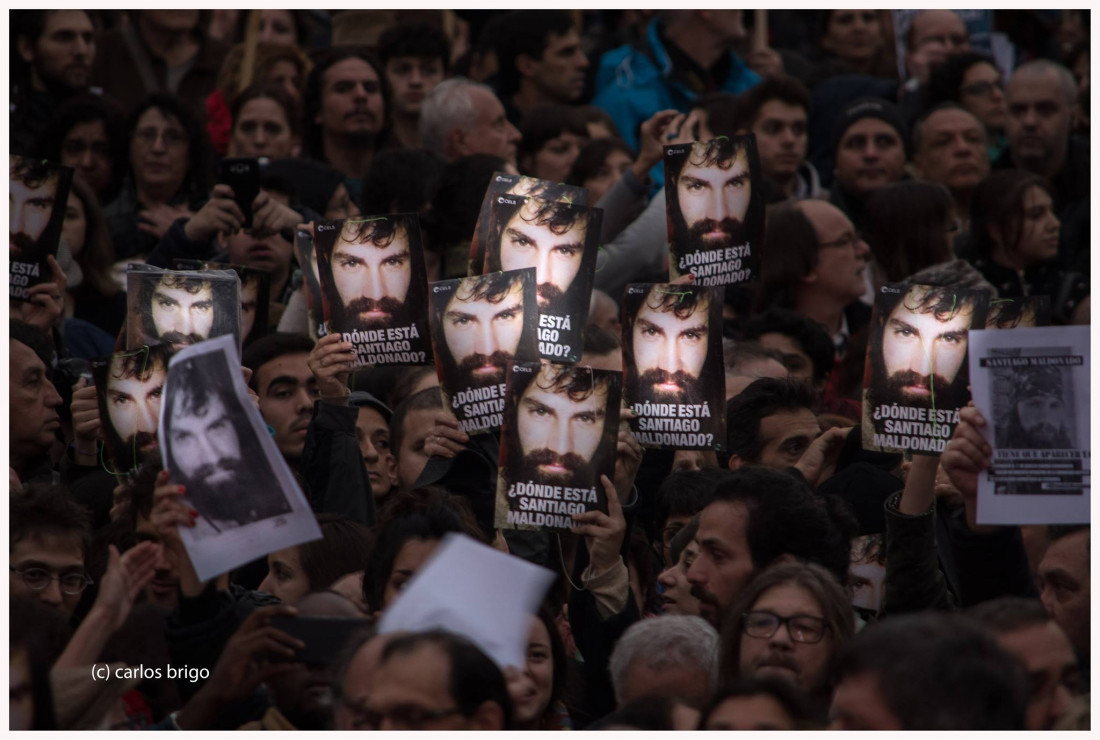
10, 155, 73, 300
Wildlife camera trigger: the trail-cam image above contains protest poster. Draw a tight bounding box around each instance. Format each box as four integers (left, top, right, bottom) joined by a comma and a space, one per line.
174, 260, 271, 345
10, 156, 73, 300
467, 171, 587, 277
91, 345, 172, 474
484, 195, 602, 363
313, 214, 433, 367
295, 227, 327, 339
970, 325, 1090, 525
663, 135, 764, 286
621, 283, 726, 450
378, 533, 556, 669
495, 361, 621, 531
428, 268, 539, 435
126, 265, 242, 354
158, 334, 321, 582
985, 295, 1050, 329
862, 282, 988, 454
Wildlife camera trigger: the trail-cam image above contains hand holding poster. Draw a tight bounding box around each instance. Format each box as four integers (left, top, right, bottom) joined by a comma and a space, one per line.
862, 282, 988, 454
313, 214, 433, 367
495, 361, 621, 531
664, 135, 764, 286
484, 195, 602, 363
970, 326, 1090, 525
467, 172, 587, 278
126, 266, 242, 354
621, 283, 726, 450
92, 345, 173, 474
428, 268, 539, 434
10, 156, 74, 300
158, 334, 321, 581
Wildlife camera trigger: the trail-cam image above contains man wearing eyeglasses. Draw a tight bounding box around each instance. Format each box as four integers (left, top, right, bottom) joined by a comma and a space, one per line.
10, 485, 92, 617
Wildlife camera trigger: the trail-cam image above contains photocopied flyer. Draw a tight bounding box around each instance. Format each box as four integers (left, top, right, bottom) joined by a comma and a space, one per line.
970, 325, 1089, 526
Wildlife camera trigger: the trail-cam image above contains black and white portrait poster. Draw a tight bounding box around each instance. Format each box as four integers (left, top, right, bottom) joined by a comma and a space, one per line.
663, 135, 764, 286
91, 345, 173, 474
126, 265, 242, 354
862, 283, 988, 454
313, 215, 433, 367
428, 268, 539, 435
10, 156, 73, 300
174, 259, 271, 346
295, 227, 326, 339
467, 171, 587, 277
621, 283, 725, 450
495, 361, 621, 532
158, 334, 321, 582
985, 295, 1051, 329
970, 326, 1090, 525
484, 195, 602, 363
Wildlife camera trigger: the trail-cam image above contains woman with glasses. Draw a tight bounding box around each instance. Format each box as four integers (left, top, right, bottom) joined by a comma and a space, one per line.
926, 53, 1009, 161
718, 561, 856, 723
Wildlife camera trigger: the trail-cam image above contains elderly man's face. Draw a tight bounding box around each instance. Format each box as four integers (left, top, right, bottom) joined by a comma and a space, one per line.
443, 278, 525, 388
915, 108, 989, 191
676, 148, 751, 249
169, 392, 242, 488
458, 86, 521, 165
9, 339, 63, 463
516, 370, 608, 485
632, 293, 710, 401
1005, 69, 1073, 166
881, 291, 972, 405
331, 226, 412, 329
10, 171, 59, 258
151, 278, 215, 351
106, 357, 166, 453
499, 202, 586, 312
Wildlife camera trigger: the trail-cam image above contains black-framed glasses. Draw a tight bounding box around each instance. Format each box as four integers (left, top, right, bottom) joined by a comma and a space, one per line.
11, 566, 93, 595
820, 231, 863, 250
960, 80, 1004, 98
742, 610, 830, 644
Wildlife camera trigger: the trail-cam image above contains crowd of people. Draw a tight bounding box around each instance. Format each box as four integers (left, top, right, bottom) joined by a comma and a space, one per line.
9, 8, 1092, 731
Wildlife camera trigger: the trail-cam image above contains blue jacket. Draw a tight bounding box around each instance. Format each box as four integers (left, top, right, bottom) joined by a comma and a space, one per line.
593, 19, 760, 155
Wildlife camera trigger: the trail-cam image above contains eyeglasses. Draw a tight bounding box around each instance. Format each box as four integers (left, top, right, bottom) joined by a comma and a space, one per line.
742, 610, 830, 644
338, 696, 464, 731
11, 566, 93, 595
960, 80, 1004, 98
820, 231, 864, 250
133, 127, 187, 149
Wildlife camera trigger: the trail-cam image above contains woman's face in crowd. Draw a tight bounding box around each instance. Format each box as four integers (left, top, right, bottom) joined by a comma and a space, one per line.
583, 147, 633, 203
264, 60, 304, 103
1012, 186, 1060, 267
509, 617, 555, 727
325, 182, 361, 220
62, 191, 87, 258
232, 97, 298, 160
532, 132, 586, 184
822, 10, 882, 65
257, 9, 297, 46
959, 61, 1007, 131
130, 107, 189, 196
382, 537, 439, 609
258, 546, 311, 604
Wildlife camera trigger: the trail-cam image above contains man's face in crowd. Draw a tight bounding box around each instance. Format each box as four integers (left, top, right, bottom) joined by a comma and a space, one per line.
676, 146, 752, 252
443, 278, 525, 389
527, 28, 589, 103
834, 118, 905, 195
130, 107, 189, 195
915, 108, 989, 192
909, 9, 970, 58
499, 201, 586, 313
686, 500, 756, 626
959, 61, 1008, 131
1037, 529, 1090, 654
10, 166, 60, 260
10, 534, 85, 616
516, 369, 608, 487
331, 224, 412, 330
105, 355, 166, 456
317, 58, 385, 139
150, 277, 215, 352
880, 288, 972, 407
9, 339, 63, 465
458, 87, 522, 165
1015, 392, 1069, 448
744, 407, 821, 469
168, 391, 243, 489
704, 693, 797, 731
385, 56, 445, 117
800, 200, 870, 305
657, 539, 701, 616
134, 515, 180, 609
995, 621, 1078, 730
232, 97, 298, 160
828, 671, 902, 730
61, 119, 113, 195
757, 332, 816, 382
18, 10, 95, 91
395, 408, 436, 490
752, 100, 808, 183
1005, 68, 1073, 168
239, 278, 259, 339
632, 292, 710, 404
356, 406, 396, 499
740, 583, 834, 695
255, 352, 317, 462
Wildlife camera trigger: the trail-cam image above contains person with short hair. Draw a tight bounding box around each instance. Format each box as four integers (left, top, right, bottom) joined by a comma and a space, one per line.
420, 78, 522, 166
376, 21, 451, 150
9, 321, 64, 483
828, 97, 908, 233
10, 484, 92, 617
390, 387, 444, 492
912, 103, 989, 217
1037, 525, 1090, 664
699, 675, 816, 730
924, 52, 1008, 160
903, 9, 971, 87
608, 615, 718, 708
725, 377, 820, 471
242, 332, 318, 467
740, 308, 836, 393
723, 341, 788, 401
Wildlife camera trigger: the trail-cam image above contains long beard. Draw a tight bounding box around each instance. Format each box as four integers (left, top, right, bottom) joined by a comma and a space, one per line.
453, 350, 513, 390
181, 457, 250, 524
633, 368, 707, 406
871, 369, 960, 411
685, 216, 746, 252
341, 296, 410, 331
515, 448, 597, 489
537, 282, 567, 314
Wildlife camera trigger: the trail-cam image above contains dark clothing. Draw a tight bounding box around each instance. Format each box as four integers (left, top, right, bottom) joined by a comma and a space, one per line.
300, 400, 377, 528
72, 283, 129, 339
970, 255, 1088, 325
103, 181, 199, 262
